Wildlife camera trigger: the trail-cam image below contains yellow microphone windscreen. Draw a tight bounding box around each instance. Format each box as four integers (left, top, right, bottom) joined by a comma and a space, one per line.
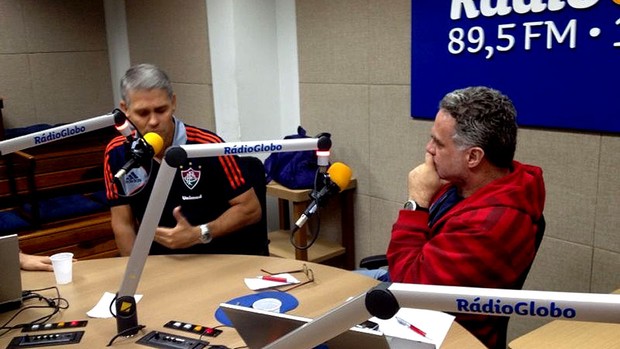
327, 162, 352, 191
143, 132, 164, 154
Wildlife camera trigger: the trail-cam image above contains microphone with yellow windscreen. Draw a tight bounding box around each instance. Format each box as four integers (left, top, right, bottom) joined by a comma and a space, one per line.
143, 132, 164, 156
114, 132, 164, 179
327, 162, 353, 192
293, 162, 353, 233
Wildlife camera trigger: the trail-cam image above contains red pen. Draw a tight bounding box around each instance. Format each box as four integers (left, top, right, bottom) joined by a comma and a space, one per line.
395, 316, 428, 338
261, 275, 288, 283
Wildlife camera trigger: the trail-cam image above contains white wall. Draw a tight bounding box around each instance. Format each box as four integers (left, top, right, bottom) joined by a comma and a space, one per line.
103, 0, 130, 107
105, 0, 299, 142
206, 0, 300, 147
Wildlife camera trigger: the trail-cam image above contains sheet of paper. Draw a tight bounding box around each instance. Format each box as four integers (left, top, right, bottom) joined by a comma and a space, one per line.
371, 308, 455, 349
244, 273, 300, 291
87, 291, 143, 319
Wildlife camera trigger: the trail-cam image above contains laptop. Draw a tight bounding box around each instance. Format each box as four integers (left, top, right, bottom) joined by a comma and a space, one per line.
220, 303, 391, 349
0, 234, 23, 312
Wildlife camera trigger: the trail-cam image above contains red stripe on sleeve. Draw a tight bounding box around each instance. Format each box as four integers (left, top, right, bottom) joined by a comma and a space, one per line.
186, 127, 246, 189
104, 137, 126, 200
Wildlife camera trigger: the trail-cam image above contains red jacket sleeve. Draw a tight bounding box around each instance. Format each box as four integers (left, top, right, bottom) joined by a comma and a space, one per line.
386, 206, 537, 289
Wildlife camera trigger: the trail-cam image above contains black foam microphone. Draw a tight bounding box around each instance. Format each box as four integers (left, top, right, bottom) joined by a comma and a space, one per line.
113, 110, 165, 180
293, 162, 352, 232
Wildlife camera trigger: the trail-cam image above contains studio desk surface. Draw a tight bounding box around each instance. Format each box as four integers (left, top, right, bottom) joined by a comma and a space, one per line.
509, 288, 620, 349
0, 255, 485, 348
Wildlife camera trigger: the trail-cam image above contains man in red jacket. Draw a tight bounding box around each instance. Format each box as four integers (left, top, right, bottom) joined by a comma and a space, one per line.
387, 86, 545, 349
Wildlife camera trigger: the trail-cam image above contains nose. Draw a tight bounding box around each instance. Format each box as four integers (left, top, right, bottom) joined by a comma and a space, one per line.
146, 113, 160, 128
425, 139, 435, 155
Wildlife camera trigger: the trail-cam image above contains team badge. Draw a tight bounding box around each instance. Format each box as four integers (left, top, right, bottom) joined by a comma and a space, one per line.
181, 167, 201, 190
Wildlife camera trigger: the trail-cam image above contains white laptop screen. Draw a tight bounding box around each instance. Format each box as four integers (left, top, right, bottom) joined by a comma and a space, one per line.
220, 303, 390, 349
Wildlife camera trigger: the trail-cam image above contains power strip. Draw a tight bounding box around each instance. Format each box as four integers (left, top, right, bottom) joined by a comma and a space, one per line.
7, 331, 84, 348
136, 331, 209, 349
22, 321, 88, 332
163, 320, 222, 337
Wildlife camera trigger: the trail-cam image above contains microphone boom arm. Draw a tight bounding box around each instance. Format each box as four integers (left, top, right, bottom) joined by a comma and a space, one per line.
0, 111, 121, 155
263, 282, 620, 349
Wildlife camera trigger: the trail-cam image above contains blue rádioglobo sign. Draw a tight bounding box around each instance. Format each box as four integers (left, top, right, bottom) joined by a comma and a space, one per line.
411, 0, 620, 133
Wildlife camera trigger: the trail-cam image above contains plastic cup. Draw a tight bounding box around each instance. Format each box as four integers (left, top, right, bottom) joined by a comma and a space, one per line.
50, 252, 74, 284
252, 298, 282, 313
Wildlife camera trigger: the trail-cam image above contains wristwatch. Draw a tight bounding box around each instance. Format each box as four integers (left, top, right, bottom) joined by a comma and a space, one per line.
404, 199, 428, 212
198, 224, 212, 244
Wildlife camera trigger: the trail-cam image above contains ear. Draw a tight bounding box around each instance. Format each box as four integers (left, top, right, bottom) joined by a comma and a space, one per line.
467, 147, 485, 168
171, 94, 177, 113
119, 100, 128, 114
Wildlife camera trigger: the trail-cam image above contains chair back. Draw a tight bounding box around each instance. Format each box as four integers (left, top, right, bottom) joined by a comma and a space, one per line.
238, 156, 270, 256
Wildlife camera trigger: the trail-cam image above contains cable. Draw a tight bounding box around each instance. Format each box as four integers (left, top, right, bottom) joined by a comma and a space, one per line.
289, 169, 322, 251
0, 286, 69, 337
198, 324, 226, 342
105, 293, 147, 346
290, 214, 321, 251
105, 324, 146, 346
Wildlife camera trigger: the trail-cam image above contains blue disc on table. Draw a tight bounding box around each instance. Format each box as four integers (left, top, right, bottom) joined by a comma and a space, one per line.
214, 291, 299, 326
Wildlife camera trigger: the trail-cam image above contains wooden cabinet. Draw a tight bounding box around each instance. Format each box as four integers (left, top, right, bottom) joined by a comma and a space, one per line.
266, 180, 356, 270
0, 119, 118, 260
18, 212, 118, 260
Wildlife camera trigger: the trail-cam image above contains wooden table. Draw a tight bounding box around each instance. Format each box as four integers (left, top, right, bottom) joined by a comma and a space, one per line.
509, 289, 620, 349
0, 255, 485, 348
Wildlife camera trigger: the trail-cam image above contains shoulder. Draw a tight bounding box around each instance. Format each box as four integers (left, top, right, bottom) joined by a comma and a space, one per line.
185, 125, 225, 144
512, 161, 543, 178
105, 135, 126, 155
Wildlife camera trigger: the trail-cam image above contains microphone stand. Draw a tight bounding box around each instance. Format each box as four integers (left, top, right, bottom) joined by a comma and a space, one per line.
114, 136, 332, 337
289, 174, 336, 250
0, 110, 122, 156
0, 108, 137, 333
263, 282, 620, 349
288, 134, 332, 250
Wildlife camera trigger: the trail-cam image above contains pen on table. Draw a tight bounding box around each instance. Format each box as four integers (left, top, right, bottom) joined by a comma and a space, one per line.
260, 275, 288, 283
395, 316, 428, 338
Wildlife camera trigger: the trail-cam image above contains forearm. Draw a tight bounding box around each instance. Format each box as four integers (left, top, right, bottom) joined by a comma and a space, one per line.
388, 208, 537, 288
153, 189, 262, 250
207, 198, 261, 238
387, 210, 431, 282
19, 252, 53, 272
110, 206, 137, 256
113, 228, 136, 256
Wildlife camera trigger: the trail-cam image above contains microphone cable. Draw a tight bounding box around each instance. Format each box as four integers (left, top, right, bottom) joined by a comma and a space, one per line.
0, 286, 69, 337
289, 169, 323, 251
105, 293, 146, 346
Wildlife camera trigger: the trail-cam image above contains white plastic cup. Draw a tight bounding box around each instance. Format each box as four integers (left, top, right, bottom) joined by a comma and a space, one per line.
252, 298, 282, 313
50, 252, 74, 284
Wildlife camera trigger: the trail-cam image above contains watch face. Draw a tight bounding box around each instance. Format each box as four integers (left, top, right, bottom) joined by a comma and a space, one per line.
200, 233, 212, 244
404, 200, 416, 210
200, 224, 212, 243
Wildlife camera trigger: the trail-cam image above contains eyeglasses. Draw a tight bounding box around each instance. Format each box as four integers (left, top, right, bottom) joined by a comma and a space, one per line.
260, 264, 315, 292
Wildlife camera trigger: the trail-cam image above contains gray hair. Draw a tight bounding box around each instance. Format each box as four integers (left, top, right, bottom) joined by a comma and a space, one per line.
120, 63, 174, 107
439, 86, 517, 168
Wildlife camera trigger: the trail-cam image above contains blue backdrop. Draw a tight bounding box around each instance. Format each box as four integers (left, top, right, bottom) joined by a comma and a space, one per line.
411, 1, 620, 133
